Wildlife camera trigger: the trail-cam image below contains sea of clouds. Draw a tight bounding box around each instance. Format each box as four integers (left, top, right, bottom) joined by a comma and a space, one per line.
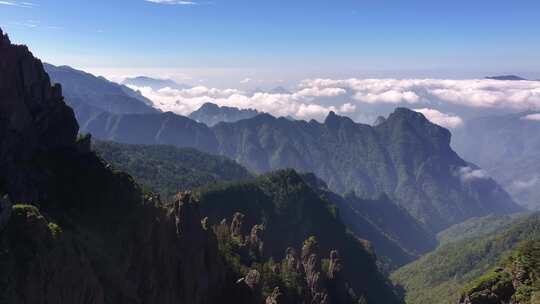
125, 78, 540, 129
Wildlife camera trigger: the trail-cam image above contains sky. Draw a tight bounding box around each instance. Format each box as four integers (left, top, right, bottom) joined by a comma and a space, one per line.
1, 0, 540, 87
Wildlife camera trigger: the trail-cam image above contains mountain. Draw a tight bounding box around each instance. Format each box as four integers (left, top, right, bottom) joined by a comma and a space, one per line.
301, 174, 437, 269
437, 214, 521, 245
458, 239, 540, 304
391, 212, 540, 304
452, 112, 540, 210
189, 102, 260, 126
44, 63, 157, 114
195, 169, 403, 304
79, 108, 522, 232
485, 75, 527, 81
122, 76, 190, 90
92, 140, 253, 197
0, 28, 232, 303
0, 28, 403, 304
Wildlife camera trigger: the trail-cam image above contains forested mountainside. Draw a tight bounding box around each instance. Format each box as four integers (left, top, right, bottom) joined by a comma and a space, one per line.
74, 103, 521, 232
458, 239, 540, 304
0, 28, 402, 304
391, 212, 540, 304
44, 63, 157, 114
91, 140, 436, 269
301, 174, 437, 270
0, 27, 230, 304
452, 112, 540, 210
194, 169, 402, 304
189, 102, 260, 126
92, 140, 253, 198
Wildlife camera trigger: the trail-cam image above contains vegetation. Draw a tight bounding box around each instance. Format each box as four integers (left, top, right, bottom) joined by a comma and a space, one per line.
391, 212, 540, 304
460, 239, 540, 304
93, 140, 253, 198
437, 214, 523, 245
196, 169, 402, 304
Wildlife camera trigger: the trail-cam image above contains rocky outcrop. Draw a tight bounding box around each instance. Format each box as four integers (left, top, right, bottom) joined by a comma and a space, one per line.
0, 28, 230, 304
458, 240, 540, 304
230, 212, 246, 241
0, 28, 78, 203
265, 287, 284, 304
302, 237, 330, 304
249, 224, 265, 256
0, 195, 11, 231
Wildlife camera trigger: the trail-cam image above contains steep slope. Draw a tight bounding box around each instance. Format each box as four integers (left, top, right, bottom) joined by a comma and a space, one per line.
391, 212, 540, 304
79, 106, 521, 232
452, 112, 540, 210
0, 28, 234, 304
83, 111, 218, 152
44, 63, 157, 114
437, 214, 522, 245
195, 169, 403, 304
458, 239, 540, 304
189, 102, 260, 126
211, 110, 520, 232
93, 140, 253, 197
301, 173, 437, 269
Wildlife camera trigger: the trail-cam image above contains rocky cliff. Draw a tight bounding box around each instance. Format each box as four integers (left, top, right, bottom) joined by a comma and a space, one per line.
0, 28, 233, 304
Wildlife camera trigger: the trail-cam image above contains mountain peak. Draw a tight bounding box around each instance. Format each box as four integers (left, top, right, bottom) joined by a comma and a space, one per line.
324, 110, 352, 127
0, 28, 10, 46
485, 75, 527, 81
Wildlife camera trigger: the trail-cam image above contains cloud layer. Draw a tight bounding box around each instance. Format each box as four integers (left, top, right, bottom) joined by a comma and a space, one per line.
414, 108, 464, 129
126, 78, 540, 124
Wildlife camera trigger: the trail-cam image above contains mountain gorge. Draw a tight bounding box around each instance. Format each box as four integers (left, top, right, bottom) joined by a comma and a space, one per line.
74, 102, 520, 232
0, 28, 404, 304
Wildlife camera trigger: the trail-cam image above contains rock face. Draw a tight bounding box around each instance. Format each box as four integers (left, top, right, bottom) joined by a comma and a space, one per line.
0, 195, 12, 231
81, 96, 521, 232
189, 102, 260, 126
302, 237, 330, 304
0, 27, 231, 304
0, 28, 78, 202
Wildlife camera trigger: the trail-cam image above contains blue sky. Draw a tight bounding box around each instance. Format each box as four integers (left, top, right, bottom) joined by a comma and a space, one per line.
1, 0, 540, 85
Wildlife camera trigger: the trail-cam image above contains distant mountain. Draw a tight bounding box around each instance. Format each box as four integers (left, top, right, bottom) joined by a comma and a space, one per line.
79, 108, 521, 232
93, 140, 253, 198
391, 212, 540, 304
302, 173, 437, 269
44, 63, 157, 114
122, 76, 191, 90
485, 75, 527, 81
437, 214, 520, 245
189, 102, 260, 126
452, 112, 540, 210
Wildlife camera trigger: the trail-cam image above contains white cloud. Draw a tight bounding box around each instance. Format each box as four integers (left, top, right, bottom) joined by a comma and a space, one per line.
0, 1, 36, 8
458, 166, 489, 182
145, 0, 197, 4
510, 176, 539, 191
339, 103, 356, 113
301, 78, 540, 110
296, 87, 346, 97
414, 108, 464, 129
124, 77, 540, 122
521, 113, 540, 121
240, 78, 252, 84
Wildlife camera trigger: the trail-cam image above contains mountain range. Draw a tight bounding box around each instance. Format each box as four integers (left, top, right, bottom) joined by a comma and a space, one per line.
0, 27, 404, 304
122, 76, 191, 90
71, 104, 521, 232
